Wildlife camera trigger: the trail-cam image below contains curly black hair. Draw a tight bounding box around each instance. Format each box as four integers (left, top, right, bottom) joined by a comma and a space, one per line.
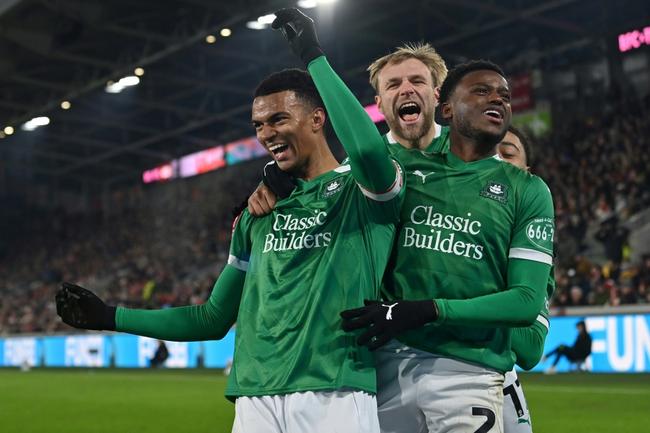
438, 60, 506, 105
254, 68, 325, 112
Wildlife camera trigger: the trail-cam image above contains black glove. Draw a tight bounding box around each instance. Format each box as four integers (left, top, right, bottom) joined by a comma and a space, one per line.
263, 161, 297, 199
272, 8, 324, 65
340, 299, 438, 350
55, 282, 116, 331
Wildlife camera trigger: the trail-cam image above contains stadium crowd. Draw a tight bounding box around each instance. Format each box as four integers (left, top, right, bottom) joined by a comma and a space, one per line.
1, 94, 649, 334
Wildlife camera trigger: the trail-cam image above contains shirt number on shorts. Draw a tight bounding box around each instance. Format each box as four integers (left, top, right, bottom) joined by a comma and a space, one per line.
503, 379, 525, 417
472, 407, 496, 433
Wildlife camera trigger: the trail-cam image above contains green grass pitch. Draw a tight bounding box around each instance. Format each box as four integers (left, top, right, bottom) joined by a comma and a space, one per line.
1, 369, 648, 433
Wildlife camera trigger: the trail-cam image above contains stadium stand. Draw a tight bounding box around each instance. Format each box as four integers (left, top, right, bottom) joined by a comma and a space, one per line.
1, 95, 649, 334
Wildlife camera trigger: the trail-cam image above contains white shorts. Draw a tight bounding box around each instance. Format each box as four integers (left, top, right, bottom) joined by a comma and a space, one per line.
502, 369, 533, 433
232, 390, 380, 433
376, 340, 504, 433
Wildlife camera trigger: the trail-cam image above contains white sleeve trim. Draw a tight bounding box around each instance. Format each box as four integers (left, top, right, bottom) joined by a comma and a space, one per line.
228, 254, 249, 272
357, 160, 404, 202
509, 247, 553, 265
536, 314, 550, 330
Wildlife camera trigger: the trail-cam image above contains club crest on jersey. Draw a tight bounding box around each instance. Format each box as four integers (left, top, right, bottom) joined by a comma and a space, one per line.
321, 177, 344, 198
480, 181, 508, 204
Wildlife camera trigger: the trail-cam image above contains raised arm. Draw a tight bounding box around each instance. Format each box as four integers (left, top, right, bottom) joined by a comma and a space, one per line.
272, 8, 400, 198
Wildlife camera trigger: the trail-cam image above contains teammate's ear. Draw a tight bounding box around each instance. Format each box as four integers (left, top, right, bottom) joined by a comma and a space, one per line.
311, 107, 326, 132
375, 95, 384, 114
440, 102, 452, 122
433, 87, 441, 107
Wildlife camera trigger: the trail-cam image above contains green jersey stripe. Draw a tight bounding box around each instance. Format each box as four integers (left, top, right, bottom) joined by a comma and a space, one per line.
227, 254, 249, 271
358, 161, 404, 202
536, 314, 550, 330
509, 247, 553, 265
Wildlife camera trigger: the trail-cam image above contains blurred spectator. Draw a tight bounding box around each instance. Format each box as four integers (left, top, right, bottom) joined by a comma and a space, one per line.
543, 320, 592, 374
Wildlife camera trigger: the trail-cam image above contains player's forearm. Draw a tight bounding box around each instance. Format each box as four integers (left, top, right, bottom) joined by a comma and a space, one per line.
307, 56, 395, 193
511, 321, 548, 370
435, 259, 549, 327
116, 266, 244, 341
116, 303, 232, 341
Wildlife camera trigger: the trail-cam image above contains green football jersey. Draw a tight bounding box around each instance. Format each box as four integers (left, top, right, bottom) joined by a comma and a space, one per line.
382, 148, 554, 372
226, 163, 404, 398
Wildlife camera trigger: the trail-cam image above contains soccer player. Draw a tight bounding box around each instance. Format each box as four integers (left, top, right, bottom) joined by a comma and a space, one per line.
497, 125, 552, 432
55, 65, 405, 432
259, 10, 554, 433
497, 125, 533, 171
341, 60, 554, 433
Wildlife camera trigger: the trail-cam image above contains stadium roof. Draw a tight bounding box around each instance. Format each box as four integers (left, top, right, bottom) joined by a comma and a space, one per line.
0, 0, 648, 193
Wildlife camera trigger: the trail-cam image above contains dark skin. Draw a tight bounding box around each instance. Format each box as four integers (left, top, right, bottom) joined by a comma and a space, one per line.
252, 90, 338, 180
441, 69, 512, 162
498, 131, 528, 170
248, 90, 338, 215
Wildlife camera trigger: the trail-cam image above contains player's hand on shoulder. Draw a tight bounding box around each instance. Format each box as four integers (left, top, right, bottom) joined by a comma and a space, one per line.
248, 184, 277, 217
55, 282, 116, 331
263, 161, 296, 200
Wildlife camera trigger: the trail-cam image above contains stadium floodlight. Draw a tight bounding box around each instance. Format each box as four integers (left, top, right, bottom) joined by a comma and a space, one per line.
4, 126, 15, 135
220, 28, 232, 37
61, 100, 71, 110
246, 20, 266, 30
105, 76, 140, 93
21, 116, 50, 131
257, 14, 276, 25
297, 0, 338, 8
134, 67, 145, 76
297, 0, 318, 7
205, 34, 216, 44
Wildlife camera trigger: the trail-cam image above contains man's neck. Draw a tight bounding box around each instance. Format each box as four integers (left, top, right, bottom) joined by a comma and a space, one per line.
388, 123, 439, 150
294, 142, 339, 181
448, 129, 497, 162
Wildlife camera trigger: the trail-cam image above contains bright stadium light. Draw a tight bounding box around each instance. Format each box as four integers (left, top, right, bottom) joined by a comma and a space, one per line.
105, 76, 140, 93
297, 0, 338, 8
257, 14, 276, 25
205, 34, 216, 44
220, 28, 232, 37
4, 126, 14, 135
297, 0, 318, 7
21, 116, 50, 131
134, 67, 145, 76
61, 100, 71, 110
246, 20, 266, 30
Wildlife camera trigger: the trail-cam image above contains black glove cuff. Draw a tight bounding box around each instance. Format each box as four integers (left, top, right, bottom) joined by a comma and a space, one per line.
105, 305, 117, 331
301, 46, 325, 66
417, 300, 438, 324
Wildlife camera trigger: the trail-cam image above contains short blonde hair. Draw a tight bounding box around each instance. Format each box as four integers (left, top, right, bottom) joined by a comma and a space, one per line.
367, 42, 448, 92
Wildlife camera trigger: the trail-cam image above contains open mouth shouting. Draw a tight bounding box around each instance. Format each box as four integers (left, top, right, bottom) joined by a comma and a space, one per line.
268, 142, 290, 161
397, 101, 422, 124
483, 107, 505, 125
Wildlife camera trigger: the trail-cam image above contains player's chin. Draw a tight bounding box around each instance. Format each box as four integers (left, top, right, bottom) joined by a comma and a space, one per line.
275, 158, 298, 174
476, 127, 507, 146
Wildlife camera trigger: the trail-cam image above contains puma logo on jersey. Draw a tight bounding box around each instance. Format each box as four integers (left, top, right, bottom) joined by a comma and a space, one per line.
382, 303, 399, 320
412, 170, 434, 184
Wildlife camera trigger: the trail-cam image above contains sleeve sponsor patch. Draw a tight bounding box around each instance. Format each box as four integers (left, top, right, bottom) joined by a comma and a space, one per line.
524, 217, 554, 254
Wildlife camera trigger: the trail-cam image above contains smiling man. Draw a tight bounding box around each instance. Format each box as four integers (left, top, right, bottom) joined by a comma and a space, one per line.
342, 61, 555, 433
55, 67, 405, 433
